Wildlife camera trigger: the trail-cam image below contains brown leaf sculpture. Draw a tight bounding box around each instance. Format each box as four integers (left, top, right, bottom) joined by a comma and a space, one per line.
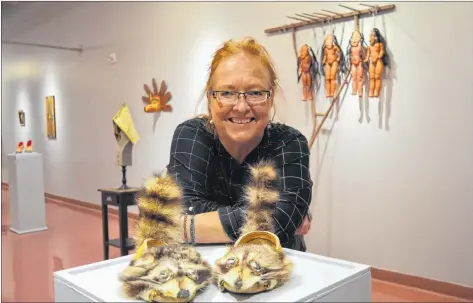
142, 78, 172, 113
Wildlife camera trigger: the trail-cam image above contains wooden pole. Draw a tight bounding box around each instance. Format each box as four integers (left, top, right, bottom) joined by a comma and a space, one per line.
309, 72, 351, 149
264, 4, 395, 34
307, 14, 360, 149
321, 9, 344, 17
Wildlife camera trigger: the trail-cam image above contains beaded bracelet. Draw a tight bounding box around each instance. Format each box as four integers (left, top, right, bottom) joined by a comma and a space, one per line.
190, 215, 196, 245
183, 214, 189, 243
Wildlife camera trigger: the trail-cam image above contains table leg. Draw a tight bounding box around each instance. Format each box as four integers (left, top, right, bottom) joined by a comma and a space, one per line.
101, 202, 109, 260
118, 200, 129, 256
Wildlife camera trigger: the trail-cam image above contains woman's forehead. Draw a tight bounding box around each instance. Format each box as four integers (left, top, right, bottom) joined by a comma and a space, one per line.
212, 54, 270, 89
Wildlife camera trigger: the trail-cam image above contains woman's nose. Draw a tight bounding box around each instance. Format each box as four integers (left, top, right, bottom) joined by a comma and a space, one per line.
233, 95, 250, 112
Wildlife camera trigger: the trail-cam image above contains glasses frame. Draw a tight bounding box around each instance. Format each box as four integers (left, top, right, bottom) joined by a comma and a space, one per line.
210, 89, 272, 106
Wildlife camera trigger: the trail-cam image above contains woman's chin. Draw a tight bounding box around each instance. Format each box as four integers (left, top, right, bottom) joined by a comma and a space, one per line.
227, 131, 255, 143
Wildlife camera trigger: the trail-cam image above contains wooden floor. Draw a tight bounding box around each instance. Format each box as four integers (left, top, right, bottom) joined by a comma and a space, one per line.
1, 188, 470, 302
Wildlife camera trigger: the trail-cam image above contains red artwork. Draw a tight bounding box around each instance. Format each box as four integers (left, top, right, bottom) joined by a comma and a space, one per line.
142, 78, 172, 113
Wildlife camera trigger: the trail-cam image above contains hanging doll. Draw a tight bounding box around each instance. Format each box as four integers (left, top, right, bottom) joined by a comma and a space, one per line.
297, 44, 318, 101
364, 28, 389, 98
320, 34, 346, 99
346, 30, 368, 97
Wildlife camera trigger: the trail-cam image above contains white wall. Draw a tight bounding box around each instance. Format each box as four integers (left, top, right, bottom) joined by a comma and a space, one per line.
2, 1, 473, 287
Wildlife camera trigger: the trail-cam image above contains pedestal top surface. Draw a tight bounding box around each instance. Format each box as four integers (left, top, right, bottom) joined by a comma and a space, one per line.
8, 152, 42, 157
98, 187, 141, 193
54, 245, 370, 302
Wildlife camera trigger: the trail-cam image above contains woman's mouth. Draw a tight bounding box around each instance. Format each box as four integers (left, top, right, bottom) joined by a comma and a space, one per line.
228, 118, 255, 124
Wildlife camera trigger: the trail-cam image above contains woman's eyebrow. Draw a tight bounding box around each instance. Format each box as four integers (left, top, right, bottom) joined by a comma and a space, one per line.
216, 84, 236, 90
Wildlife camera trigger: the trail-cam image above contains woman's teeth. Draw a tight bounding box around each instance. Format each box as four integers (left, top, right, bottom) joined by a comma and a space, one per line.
229, 118, 254, 124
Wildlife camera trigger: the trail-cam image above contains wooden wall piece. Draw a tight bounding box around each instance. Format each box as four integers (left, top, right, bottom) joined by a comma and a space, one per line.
45, 95, 57, 139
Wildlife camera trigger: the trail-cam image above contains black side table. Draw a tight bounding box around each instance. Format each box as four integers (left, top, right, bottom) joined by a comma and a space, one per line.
98, 187, 140, 259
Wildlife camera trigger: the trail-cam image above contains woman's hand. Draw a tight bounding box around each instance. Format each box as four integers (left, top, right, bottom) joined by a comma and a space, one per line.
295, 213, 312, 236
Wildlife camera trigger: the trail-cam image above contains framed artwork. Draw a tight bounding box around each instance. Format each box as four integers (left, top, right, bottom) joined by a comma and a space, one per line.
18, 110, 25, 127
45, 95, 57, 139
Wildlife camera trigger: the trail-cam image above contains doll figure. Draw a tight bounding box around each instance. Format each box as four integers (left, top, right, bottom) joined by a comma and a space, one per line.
297, 44, 318, 101
347, 30, 368, 97
321, 34, 344, 99
364, 28, 389, 98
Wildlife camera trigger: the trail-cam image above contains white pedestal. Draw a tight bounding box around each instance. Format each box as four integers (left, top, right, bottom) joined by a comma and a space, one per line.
7, 152, 47, 234
54, 246, 372, 302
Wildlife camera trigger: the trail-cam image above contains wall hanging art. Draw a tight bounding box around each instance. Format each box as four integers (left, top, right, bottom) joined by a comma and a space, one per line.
365, 28, 389, 98
18, 110, 25, 127
347, 30, 368, 98
142, 78, 172, 113
297, 44, 319, 101
45, 95, 57, 139
321, 34, 346, 100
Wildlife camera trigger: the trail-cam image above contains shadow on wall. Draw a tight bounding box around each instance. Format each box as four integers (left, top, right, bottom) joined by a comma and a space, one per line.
378, 15, 396, 131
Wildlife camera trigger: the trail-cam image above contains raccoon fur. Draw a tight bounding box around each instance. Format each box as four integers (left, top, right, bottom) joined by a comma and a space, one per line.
119, 173, 212, 303
213, 160, 294, 294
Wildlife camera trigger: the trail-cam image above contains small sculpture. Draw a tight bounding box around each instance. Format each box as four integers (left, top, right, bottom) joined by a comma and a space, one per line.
297, 44, 318, 101
365, 28, 389, 98
214, 161, 293, 294
25, 140, 33, 153
16, 142, 24, 153
321, 34, 346, 99
113, 104, 140, 189
347, 30, 368, 97
142, 78, 172, 113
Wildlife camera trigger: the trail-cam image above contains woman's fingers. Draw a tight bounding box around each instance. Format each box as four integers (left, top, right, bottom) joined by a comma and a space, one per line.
295, 215, 311, 235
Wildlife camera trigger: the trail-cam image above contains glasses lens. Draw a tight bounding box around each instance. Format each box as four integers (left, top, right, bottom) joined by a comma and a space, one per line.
216, 91, 236, 103
246, 91, 267, 103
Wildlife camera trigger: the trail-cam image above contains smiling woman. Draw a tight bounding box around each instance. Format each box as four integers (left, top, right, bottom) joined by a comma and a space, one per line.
166, 37, 313, 252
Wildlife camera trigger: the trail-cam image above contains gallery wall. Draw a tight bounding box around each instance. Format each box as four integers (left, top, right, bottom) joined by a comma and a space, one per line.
2, 1, 473, 287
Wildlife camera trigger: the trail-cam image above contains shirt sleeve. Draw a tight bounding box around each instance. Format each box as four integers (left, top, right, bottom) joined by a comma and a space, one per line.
271, 134, 313, 244
217, 204, 244, 241
166, 121, 220, 214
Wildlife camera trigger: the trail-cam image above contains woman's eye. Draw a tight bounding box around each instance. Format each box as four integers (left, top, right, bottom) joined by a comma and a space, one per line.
221, 91, 233, 97
247, 91, 263, 96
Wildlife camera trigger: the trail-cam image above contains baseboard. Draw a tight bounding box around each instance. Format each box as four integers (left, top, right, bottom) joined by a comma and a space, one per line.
44, 192, 139, 221
371, 267, 473, 301
1, 181, 472, 300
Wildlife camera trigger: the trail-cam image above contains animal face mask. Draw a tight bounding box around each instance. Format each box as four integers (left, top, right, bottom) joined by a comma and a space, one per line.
213, 161, 294, 294
119, 174, 212, 302
120, 243, 212, 302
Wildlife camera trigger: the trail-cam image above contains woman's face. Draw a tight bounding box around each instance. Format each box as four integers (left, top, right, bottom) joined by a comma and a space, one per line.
208, 52, 273, 145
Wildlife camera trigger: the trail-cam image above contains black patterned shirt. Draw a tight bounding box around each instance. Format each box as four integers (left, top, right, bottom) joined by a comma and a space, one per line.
166, 117, 313, 250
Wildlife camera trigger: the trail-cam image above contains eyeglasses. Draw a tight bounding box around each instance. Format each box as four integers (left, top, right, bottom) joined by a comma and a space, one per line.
211, 89, 272, 106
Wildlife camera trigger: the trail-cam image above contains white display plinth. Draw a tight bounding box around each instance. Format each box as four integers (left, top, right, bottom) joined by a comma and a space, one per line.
54, 246, 372, 302
7, 152, 47, 234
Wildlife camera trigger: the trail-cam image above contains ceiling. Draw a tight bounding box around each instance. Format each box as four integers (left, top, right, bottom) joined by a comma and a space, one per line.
1, 1, 81, 41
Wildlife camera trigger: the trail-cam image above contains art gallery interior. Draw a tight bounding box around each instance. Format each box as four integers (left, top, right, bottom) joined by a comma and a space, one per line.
1, 1, 473, 302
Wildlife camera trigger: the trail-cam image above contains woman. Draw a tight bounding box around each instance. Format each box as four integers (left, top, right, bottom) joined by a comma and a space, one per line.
166, 37, 313, 251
